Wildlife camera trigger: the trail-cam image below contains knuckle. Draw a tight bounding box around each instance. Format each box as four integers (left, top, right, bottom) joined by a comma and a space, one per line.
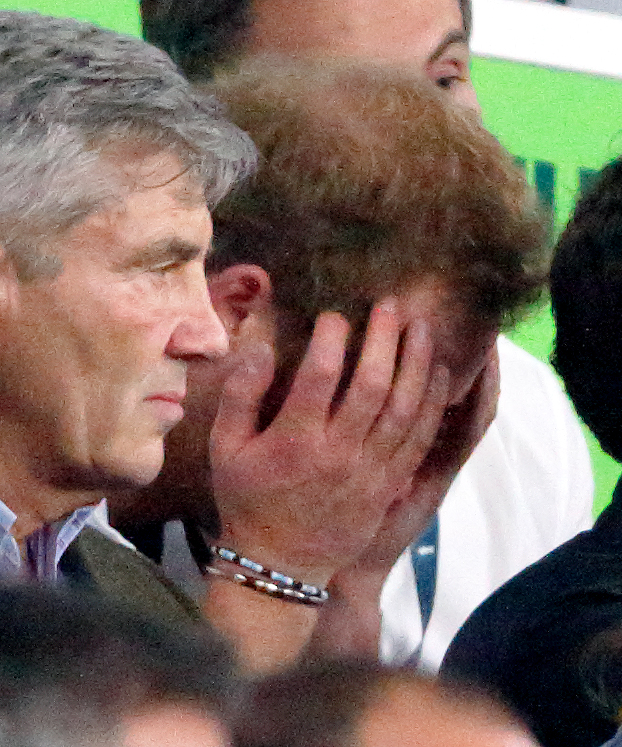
390, 391, 419, 425
305, 356, 341, 387
355, 373, 390, 406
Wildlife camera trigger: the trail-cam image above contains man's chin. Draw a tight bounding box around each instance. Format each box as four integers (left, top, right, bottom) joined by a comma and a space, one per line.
100, 451, 165, 491
49, 441, 165, 492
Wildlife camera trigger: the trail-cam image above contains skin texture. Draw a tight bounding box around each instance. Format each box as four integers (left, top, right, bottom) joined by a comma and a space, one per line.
250, 0, 478, 110
123, 704, 229, 747
200, 278, 498, 670
210, 298, 451, 581
0, 149, 228, 540
203, 306, 454, 670
357, 679, 538, 747
202, 292, 454, 669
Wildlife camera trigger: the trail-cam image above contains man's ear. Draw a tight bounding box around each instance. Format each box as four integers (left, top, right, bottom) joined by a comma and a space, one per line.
207, 264, 273, 335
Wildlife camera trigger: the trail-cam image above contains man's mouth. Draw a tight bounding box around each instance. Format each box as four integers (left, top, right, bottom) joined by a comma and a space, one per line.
145, 391, 186, 427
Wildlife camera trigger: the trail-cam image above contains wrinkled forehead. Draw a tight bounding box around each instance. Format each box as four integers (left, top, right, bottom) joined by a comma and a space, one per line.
250, 0, 465, 63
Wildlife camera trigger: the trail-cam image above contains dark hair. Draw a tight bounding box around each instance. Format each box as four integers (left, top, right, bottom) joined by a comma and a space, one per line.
140, 0, 252, 78
140, 0, 472, 79
551, 157, 622, 462
0, 583, 237, 746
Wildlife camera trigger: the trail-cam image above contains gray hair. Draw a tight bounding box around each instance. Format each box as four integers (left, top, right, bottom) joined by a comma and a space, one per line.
0, 11, 256, 279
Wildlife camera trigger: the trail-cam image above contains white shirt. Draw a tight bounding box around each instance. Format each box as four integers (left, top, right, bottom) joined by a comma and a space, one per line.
0, 498, 133, 581
601, 728, 622, 747
380, 336, 594, 671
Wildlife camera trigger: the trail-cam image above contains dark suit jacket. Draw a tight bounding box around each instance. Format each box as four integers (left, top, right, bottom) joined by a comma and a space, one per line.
60, 527, 204, 627
442, 477, 622, 747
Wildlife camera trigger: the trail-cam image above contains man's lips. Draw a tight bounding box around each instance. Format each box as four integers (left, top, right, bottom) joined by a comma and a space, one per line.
145, 391, 186, 425
146, 390, 186, 404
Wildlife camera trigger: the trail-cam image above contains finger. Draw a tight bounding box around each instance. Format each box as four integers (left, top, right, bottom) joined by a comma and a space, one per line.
460, 350, 500, 450
391, 363, 450, 475
330, 298, 401, 442
210, 313, 275, 458
424, 352, 500, 476
274, 311, 350, 428
367, 318, 434, 455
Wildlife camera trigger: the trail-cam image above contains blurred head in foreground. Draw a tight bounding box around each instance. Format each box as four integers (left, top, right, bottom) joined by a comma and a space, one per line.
0, 584, 237, 747
233, 661, 539, 747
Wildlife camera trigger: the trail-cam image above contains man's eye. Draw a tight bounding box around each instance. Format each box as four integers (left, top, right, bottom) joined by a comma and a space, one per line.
150, 261, 181, 273
429, 57, 468, 92
436, 75, 460, 90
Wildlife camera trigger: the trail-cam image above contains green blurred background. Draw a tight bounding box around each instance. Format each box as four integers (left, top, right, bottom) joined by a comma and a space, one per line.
2, 0, 141, 34
472, 57, 622, 515
3, 0, 622, 514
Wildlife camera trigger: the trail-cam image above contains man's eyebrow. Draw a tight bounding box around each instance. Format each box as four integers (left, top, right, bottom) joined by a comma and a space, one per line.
428, 30, 469, 63
125, 238, 207, 267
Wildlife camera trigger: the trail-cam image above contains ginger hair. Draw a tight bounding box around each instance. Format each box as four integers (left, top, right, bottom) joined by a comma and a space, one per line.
209, 59, 546, 342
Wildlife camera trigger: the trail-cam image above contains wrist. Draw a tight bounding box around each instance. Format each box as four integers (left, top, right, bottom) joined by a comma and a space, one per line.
217, 524, 337, 586
328, 565, 387, 607
206, 547, 329, 606
203, 572, 320, 674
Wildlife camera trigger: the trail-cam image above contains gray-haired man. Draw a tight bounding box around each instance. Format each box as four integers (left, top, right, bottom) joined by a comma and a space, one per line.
0, 10, 253, 589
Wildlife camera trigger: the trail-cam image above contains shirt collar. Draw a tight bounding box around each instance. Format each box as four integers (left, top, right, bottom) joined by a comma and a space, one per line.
0, 501, 20, 577
0, 498, 112, 581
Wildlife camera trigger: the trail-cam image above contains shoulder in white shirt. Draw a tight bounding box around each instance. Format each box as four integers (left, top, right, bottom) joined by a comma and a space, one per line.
380, 336, 594, 671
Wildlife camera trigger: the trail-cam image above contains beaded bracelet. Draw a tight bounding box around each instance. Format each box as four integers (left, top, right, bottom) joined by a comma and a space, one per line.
202, 565, 327, 606
209, 545, 329, 603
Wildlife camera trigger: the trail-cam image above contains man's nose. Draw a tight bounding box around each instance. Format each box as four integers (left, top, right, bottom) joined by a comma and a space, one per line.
166, 267, 229, 361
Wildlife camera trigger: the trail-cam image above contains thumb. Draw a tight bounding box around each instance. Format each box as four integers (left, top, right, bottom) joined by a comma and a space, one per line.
210, 313, 275, 458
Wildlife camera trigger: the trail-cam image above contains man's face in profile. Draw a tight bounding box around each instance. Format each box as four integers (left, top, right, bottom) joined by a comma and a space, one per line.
161, 273, 497, 502
0, 149, 228, 493
250, 0, 478, 111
